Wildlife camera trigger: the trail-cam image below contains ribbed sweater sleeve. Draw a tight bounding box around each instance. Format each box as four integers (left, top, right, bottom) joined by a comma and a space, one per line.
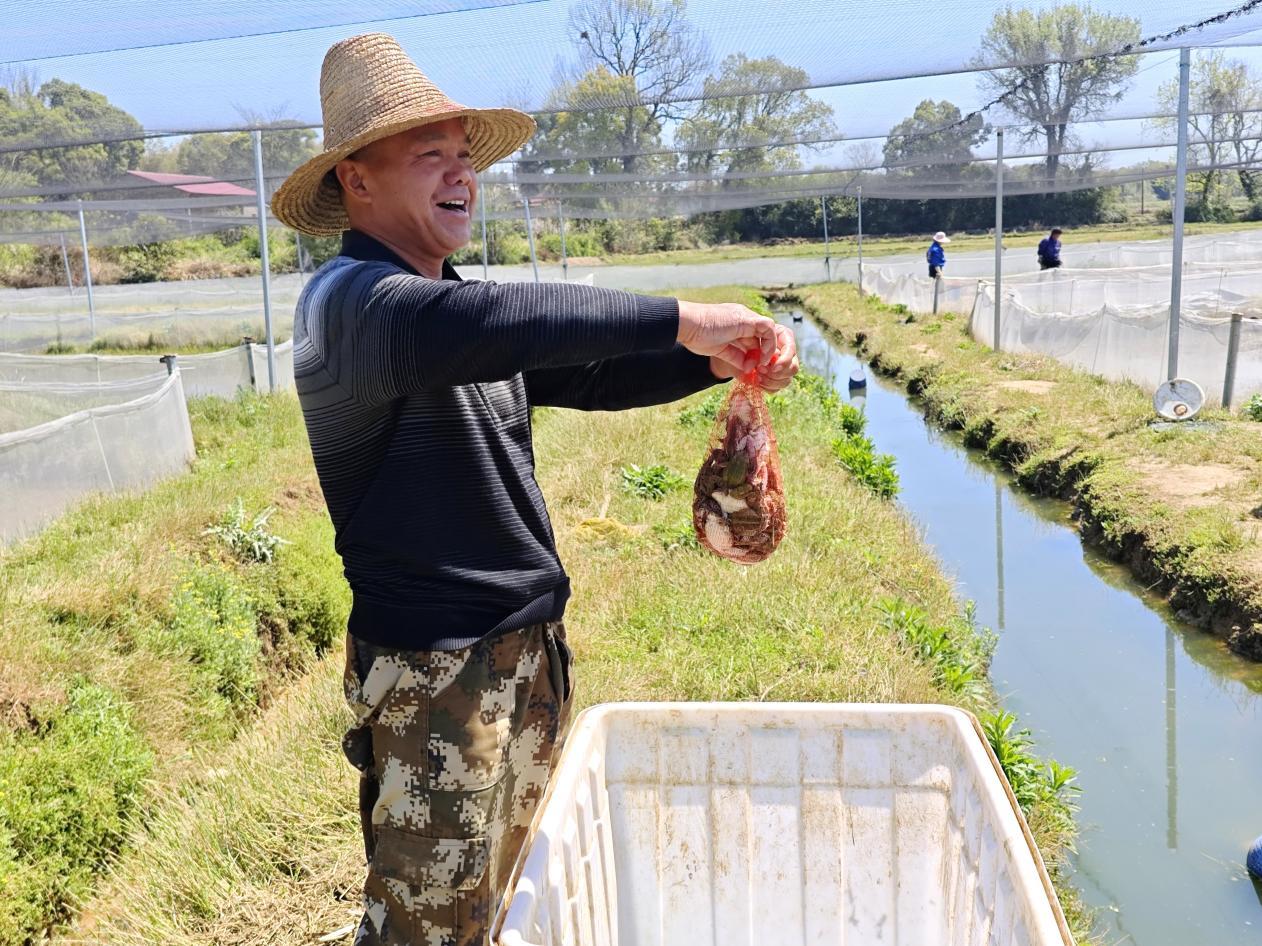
310, 261, 680, 404
524, 345, 724, 410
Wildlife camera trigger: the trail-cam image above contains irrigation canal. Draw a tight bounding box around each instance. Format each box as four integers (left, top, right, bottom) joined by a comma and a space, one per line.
780, 307, 1262, 946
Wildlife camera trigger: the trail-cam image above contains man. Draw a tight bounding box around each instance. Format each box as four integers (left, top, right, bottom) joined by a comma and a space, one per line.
1038, 228, 1063, 270
926, 230, 949, 278
271, 33, 798, 946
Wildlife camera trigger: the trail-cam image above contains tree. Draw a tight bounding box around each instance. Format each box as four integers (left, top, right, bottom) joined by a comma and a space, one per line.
678, 54, 836, 179
882, 99, 986, 181
978, 5, 1140, 182
1157, 51, 1262, 211
174, 113, 318, 185
567, 0, 710, 172
0, 78, 143, 189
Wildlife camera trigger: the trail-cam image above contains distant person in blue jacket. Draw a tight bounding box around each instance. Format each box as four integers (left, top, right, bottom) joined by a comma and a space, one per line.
927, 230, 949, 277
1038, 228, 1063, 270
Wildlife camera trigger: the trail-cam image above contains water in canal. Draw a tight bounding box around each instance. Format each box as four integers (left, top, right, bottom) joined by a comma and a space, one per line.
780, 308, 1262, 946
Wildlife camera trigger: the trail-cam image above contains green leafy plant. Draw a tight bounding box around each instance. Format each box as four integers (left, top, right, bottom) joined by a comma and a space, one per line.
155, 565, 261, 711
677, 389, 725, 427
878, 599, 991, 701
832, 436, 900, 499
981, 710, 1081, 840
204, 498, 289, 563
620, 463, 689, 500
1243, 392, 1262, 421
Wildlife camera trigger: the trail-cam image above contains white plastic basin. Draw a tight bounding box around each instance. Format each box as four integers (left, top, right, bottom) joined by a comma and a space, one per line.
495, 703, 1072, 946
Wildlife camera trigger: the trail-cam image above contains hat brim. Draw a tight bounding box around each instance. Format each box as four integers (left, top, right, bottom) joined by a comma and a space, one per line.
271, 106, 535, 236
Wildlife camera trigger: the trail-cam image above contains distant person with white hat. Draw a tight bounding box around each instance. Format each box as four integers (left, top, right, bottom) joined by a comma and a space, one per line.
927, 230, 950, 278
271, 32, 798, 946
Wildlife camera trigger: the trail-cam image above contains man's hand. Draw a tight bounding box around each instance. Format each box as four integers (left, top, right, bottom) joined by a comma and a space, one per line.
708, 323, 800, 393
677, 300, 777, 371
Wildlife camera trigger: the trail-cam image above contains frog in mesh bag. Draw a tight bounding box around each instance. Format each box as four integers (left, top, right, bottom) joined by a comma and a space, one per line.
693, 374, 788, 564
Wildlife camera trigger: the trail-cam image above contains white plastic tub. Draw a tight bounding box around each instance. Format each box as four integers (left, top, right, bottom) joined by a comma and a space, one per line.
495, 703, 1073, 946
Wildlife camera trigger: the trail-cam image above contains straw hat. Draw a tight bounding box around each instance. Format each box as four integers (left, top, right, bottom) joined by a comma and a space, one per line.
271, 33, 536, 235
932, 231, 951, 243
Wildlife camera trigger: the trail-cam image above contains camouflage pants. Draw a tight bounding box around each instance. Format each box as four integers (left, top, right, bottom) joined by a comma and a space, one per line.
342, 621, 573, 946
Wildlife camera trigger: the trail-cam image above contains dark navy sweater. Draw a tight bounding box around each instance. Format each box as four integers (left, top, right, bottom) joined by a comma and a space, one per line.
293, 230, 720, 650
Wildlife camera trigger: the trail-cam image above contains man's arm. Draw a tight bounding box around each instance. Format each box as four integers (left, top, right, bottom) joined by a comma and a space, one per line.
524, 345, 723, 411
308, 263, 679, 404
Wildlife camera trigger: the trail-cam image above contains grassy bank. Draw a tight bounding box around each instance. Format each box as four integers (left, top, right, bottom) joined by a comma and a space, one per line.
793, 281, 1262, 661
58, 292, 1091, 944
0, 392, 349, 943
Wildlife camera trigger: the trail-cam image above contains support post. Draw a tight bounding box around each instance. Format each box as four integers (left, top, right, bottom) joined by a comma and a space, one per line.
251, 129, 276, 392
522, 197, 539, 283
1223, 313, 1244, 410
1168, 47, 1191, 380
994, 128, 1004, 352
821, 194, 831, 281
242, 335, 256, 390
480, 192, 489, 280
76, 201, 95, 339
932, 273, 941, 314
159, 353, 178, 376
58, 233, 74, 294
856, 186, 864, 295
557, 200, 568, 281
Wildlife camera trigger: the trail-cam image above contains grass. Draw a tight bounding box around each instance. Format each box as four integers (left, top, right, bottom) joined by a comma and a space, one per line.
598, 218, 1262, 267
54, 311, 1093, 943
0, 391, 350, 944
794, 280, 1262, 660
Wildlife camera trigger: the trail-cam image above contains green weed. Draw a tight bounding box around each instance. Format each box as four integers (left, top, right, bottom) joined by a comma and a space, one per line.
619, 463, 689, 500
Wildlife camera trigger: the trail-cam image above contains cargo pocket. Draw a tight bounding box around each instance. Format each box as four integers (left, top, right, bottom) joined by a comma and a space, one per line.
371, 824, 490, 892
366, 825, 491, 943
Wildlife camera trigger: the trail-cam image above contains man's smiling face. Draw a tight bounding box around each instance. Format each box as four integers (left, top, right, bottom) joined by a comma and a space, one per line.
335, 118, 478, 274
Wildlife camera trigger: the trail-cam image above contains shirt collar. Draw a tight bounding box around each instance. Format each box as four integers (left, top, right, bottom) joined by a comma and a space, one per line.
340, 229, 461, 281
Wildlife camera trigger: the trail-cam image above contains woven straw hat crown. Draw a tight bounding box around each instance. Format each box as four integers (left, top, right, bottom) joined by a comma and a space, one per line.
271, 33, 535, 235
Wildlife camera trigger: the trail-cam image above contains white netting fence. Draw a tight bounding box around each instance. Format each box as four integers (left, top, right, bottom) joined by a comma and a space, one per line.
0, 368, 196, 544
0, 340, 295, 397
858, 230, 1262, 403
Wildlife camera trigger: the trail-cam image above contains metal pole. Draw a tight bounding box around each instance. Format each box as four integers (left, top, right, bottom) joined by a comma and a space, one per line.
932, 273, 941, 315
480, 192, 489, 280
76, 201, 95, 339
557, 200, 568, 281
821, 194, 831, 281
522, 198, 539, 284
856, 186, 864, 295
1168, 47, 1191, 380
58, 233, 73, 294
1223, 313, 1244, 409
994, 128, 1004, 352
251, 129, 276, 393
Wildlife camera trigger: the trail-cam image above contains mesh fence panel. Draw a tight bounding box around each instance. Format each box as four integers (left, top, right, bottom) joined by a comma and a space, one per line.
0, 369, 195, 544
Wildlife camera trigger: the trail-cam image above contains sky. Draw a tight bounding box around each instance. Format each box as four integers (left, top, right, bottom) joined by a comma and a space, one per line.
10, 0, 1262, 175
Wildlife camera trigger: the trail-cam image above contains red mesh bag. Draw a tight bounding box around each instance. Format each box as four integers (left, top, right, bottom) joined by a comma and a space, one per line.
692, 378, 786, 563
